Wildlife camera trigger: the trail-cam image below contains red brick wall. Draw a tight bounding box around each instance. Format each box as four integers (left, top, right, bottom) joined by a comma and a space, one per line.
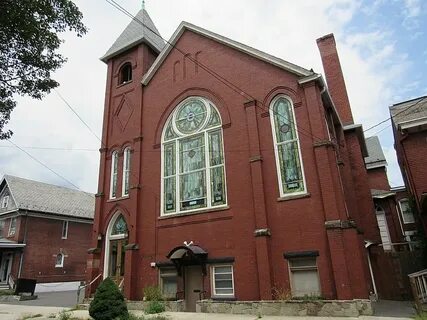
367, 167, 391, 191
19, 216, 92, 283
90, 29, 373, 300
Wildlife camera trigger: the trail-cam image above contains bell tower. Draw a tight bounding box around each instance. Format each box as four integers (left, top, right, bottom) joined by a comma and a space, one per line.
87, 7, 164, 298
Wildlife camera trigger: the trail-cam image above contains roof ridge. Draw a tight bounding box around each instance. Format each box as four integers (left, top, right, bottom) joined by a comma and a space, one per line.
4, 174, 94, 196
101, 8, 165, 62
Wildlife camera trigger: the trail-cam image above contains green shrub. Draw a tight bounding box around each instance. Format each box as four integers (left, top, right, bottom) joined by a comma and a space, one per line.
89, 278, 129, 320
145, 300, 165, 314
143, 286, 163, 301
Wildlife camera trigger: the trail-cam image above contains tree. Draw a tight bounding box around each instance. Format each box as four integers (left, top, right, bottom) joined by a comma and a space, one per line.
89, 277, 129, 320
0, 0, 87, 139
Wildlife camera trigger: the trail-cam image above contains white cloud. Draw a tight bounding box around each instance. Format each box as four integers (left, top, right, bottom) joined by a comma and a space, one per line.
0, 0, 413, 192
403, 0, 422, 18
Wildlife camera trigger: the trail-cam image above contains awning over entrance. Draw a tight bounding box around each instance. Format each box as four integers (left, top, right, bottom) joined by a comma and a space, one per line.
166, 245, 208, 276
0, 238, 26, 249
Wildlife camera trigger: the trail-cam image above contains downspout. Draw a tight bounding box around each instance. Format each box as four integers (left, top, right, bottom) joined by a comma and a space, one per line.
365, 242, 378, 299
18, 210, 29, 278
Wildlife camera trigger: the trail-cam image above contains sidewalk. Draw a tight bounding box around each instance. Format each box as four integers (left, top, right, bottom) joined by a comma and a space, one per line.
0, 303, 416, 320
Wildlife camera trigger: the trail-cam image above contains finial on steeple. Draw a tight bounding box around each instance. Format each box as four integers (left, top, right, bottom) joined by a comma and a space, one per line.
142, 0, 145, 10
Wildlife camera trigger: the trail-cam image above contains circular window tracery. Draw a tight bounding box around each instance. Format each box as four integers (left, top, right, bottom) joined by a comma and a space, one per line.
173, 98, 210, 135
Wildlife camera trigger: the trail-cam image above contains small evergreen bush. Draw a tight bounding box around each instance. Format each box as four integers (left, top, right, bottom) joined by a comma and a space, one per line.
89, 278, 129, 320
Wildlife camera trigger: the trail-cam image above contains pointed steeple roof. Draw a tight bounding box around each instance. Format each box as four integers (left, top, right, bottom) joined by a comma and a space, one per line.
101, 9, 165, 62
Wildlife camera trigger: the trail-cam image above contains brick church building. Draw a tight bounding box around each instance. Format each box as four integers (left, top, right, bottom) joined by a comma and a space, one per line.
87, 8, 380, 310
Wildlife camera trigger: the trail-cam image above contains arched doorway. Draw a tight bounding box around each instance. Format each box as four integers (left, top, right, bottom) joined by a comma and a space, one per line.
104, 212, 128, 284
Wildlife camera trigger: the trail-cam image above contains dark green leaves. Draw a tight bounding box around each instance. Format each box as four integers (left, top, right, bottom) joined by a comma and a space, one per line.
0, 0, 87, 139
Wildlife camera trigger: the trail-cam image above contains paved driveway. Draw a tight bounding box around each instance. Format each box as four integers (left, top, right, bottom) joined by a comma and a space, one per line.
1, 290, 80, 307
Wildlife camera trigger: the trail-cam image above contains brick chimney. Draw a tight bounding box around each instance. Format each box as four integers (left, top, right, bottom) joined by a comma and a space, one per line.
317, 34, 354, 125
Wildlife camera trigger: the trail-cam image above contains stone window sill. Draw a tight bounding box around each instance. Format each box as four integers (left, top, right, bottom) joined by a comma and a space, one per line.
107, 196, 130, 203
159, 206, 230, 220
277, 192, 311, 202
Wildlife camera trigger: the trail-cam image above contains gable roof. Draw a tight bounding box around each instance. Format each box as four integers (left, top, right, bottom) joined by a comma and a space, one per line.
101, 9, 165, 63
142, 21, 314, 85
364, 136, 387, 169
390, 95, 427, 129
0, 175, 94, 220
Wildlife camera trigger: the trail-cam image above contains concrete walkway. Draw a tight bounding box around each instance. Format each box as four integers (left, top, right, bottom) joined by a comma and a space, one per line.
0, 299, 416, 320
0, 307, 417, 320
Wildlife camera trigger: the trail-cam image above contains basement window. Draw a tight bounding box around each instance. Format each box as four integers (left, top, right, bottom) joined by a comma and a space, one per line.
119, 63, 132, 85
288, 257, 321, 297
160, 268, 178, 300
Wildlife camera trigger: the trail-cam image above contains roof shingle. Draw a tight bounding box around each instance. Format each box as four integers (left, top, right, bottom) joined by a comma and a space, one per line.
2, 175, 94, 219
101, 9, 165, 62
365, 136, 387, 169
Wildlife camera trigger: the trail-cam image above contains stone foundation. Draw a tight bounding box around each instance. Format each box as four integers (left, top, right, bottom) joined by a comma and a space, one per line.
196, 299, 373, 317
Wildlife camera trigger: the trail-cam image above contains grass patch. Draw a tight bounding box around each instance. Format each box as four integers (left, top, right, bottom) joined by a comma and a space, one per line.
415, 312, 427, 320
0, 289, 15, 296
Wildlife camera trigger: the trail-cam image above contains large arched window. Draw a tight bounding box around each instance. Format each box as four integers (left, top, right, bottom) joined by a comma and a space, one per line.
270, 95, 306, 197
161, 97, 226, 215
122, 147, 131, 197
110, 151, 119, 199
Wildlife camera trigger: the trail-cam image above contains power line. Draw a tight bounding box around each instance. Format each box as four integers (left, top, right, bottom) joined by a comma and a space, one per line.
104, 0, 324, 144
54, 88, 103, 144
6, 139, 83, 191
0, 145, 98, 151
101, 0, 409, 186
364, 96, 427, 133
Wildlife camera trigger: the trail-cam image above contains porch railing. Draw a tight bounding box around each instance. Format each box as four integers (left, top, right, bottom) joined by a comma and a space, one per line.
7, 274, 15, 290
409, 268, 427, 311
77, 273, 102, 305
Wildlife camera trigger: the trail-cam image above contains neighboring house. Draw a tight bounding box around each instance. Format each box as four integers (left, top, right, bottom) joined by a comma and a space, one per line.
0, 175, 94, 292
86, 8, 380, 310
390, 96, 427, 231
364, 136, 420, 300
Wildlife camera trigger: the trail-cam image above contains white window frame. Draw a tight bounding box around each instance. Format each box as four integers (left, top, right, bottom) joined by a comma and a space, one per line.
399, 199, 415, 224
122, 147, 131, 197
103, 212, 128, 279
62, 220, 69, 239
1, 195, 9, 209
375, 205, 392, 251
160, 97, 227, 216
55, 253, 64, 268
269, 95, 307, 198
110, 151, 119, 199
211, 264, 235, 297
159, 268, 178, 300
287, 257, 321, 297
8, 217, 16, 237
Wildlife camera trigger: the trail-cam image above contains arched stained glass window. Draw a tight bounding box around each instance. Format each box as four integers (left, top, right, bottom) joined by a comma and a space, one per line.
270, 96, 306, 196
122, 147, 131, 196
110, 151, 119, 199
161, 97, 227, 215
111, 214, 128, 236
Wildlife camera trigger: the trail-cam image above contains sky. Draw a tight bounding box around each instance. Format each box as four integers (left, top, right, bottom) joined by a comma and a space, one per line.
0, 0, 426, 193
